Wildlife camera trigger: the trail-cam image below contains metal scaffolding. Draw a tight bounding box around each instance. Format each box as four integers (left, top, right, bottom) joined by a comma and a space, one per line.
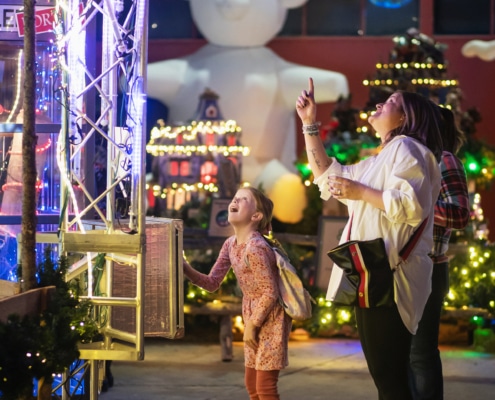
52, 1, 178, 398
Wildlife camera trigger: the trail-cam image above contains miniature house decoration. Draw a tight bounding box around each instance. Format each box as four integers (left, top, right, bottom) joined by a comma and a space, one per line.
146, 88, 249, 213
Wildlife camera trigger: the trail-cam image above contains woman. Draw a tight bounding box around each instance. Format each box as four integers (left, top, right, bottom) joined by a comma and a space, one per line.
183, 187, 292, 400
409, 106, 470, 400
296, 78, 442, 400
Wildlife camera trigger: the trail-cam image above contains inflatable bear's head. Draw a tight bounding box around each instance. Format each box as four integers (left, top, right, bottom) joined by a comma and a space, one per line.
190, 0, 307, 47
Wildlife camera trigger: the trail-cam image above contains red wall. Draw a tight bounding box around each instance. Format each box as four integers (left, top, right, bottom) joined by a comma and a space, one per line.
148, 35, 495, 239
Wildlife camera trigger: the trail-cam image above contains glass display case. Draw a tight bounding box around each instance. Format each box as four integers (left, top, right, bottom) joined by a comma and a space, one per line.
0, 0, 60, 280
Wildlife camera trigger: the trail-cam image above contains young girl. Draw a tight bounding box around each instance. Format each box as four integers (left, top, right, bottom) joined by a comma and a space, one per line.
183, 187, 292, 400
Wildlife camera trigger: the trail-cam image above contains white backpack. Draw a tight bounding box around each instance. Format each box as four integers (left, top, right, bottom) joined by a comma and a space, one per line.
244, 237, 314, 321
271, 245, 314, 321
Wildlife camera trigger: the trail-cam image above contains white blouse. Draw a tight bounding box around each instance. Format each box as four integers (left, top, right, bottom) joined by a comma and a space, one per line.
315, 135, 441, 334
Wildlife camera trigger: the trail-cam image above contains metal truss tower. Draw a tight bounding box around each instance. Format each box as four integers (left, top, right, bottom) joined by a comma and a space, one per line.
54, 1, 150, 398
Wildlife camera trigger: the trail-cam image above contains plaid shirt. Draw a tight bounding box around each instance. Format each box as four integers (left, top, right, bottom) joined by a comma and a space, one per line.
431, 151, 470, 261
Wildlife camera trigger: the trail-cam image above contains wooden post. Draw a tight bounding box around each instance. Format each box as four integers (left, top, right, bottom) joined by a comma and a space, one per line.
219, 315, 233, 362
184, 298, 242, 361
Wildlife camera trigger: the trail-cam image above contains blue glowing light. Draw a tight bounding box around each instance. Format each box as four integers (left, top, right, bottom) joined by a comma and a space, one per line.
369, 0, 413, 9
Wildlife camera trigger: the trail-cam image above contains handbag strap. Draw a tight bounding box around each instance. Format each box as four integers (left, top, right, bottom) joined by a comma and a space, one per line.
398, 218, 428, 261
347, 213, 428, 262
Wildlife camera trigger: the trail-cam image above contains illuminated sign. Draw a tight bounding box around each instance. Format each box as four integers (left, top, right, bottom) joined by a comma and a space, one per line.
15, 7, 55, 36
0, 5, 54, 36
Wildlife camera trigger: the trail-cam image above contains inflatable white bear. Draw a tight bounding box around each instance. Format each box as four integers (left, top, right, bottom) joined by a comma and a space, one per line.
147, 0, 349, 223
462, 39, 495, 61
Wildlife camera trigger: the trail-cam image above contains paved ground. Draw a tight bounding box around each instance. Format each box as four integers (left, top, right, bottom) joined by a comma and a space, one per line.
99, 337, 495, 400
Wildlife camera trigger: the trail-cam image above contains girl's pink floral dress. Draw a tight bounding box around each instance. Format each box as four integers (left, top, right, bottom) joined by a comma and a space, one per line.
186, 231, 292, 370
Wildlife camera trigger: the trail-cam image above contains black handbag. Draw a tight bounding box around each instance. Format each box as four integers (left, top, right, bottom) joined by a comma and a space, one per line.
327, 216, 428, 308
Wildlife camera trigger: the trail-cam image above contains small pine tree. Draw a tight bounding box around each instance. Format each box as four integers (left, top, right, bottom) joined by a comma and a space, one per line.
0, 247, 98, 399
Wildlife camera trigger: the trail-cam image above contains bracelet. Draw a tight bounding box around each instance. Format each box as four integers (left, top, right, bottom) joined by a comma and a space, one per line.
302, 122, 321, 136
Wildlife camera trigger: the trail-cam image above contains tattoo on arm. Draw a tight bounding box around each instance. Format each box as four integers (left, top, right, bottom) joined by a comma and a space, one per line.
310, 148, 329, 170
310, 149, 319, 169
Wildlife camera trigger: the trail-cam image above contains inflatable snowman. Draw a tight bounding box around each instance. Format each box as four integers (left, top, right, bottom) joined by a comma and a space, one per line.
147, 0, 349, 223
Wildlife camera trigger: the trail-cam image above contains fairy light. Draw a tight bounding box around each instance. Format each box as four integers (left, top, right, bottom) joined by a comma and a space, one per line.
2, 180, 44, 192
363, 78, 457, 87
147, 144, 249, 157
338, 309, 352, 323
233, 316, 244, 333
35, 138, 52, 153
147, 100, 249, 211
147, 120, 248, 157
6, 49, 23, 123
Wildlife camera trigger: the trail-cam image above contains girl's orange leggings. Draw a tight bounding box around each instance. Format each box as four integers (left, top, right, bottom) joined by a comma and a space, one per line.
244, 367, 280, 400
